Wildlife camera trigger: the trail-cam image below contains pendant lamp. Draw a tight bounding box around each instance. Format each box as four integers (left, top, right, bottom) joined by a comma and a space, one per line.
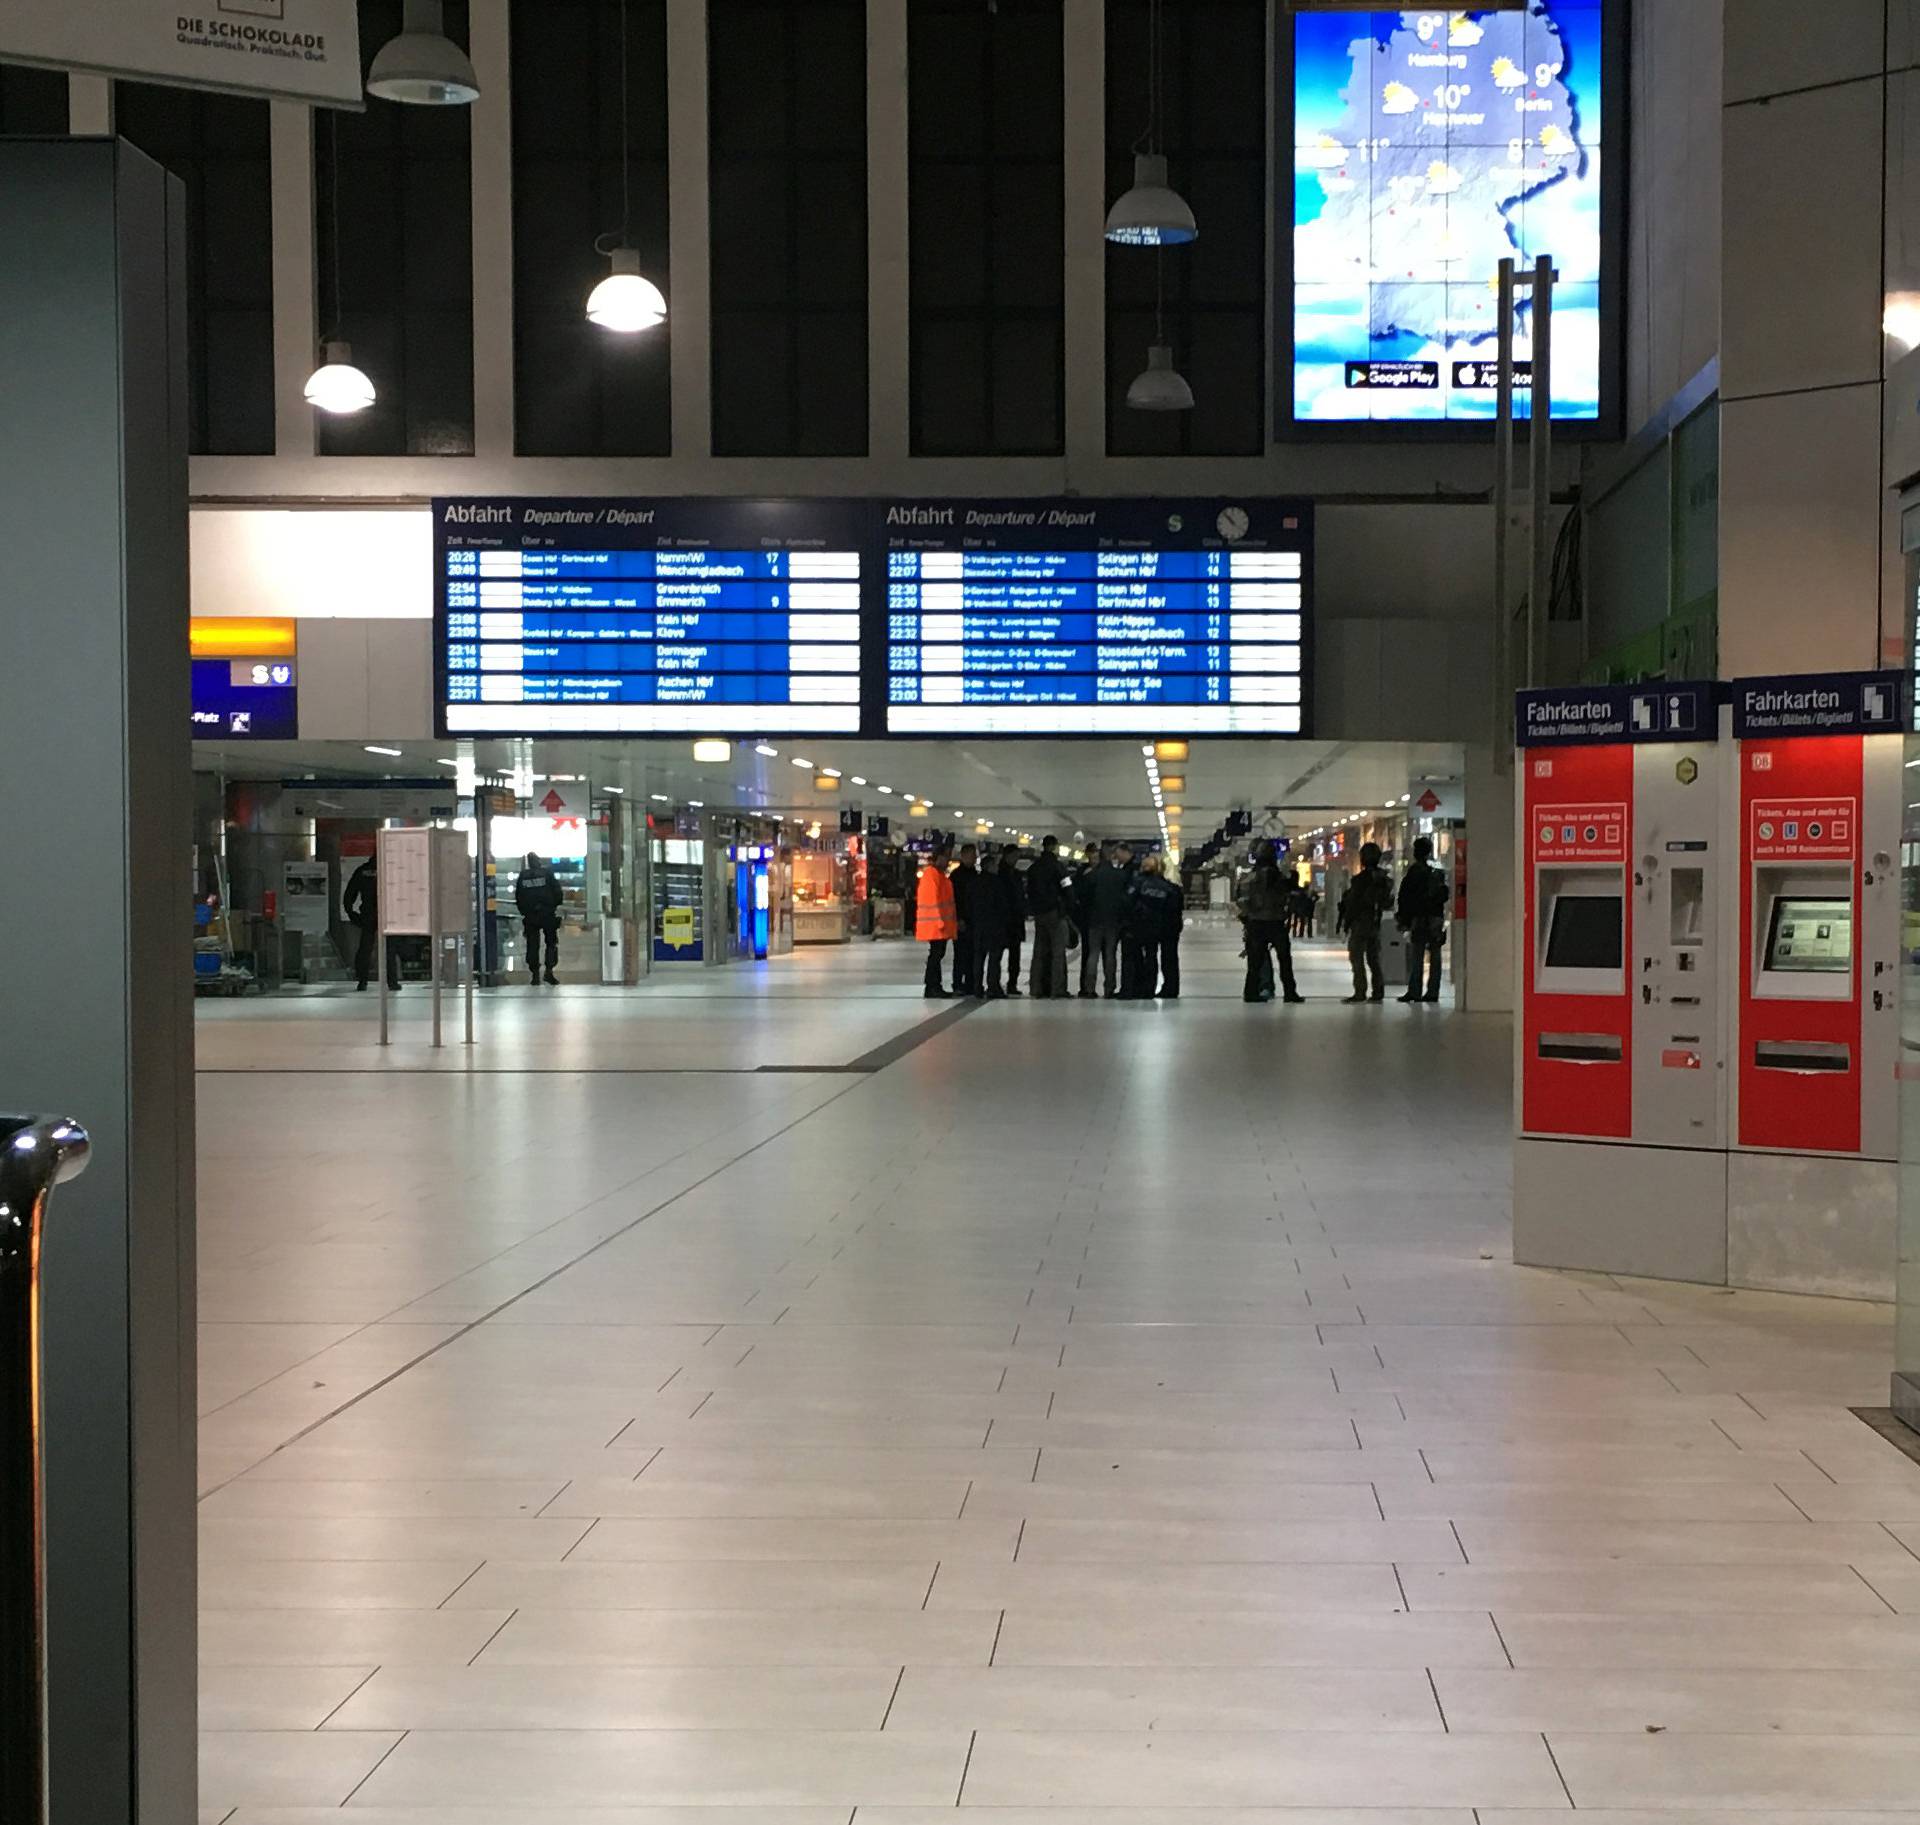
1106, 0, 1196, 245
589, 0, 667, 333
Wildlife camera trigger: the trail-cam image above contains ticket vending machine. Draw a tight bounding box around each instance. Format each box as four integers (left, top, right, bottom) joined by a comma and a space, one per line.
1514, 683, 1731, 1282
1726, 672, 1905, 1297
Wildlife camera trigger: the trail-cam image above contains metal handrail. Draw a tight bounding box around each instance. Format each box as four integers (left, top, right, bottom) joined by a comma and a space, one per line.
0, 1116, 90, 1825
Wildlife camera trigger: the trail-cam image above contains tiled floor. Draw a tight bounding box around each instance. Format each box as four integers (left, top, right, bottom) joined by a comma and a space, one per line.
192, 929, 1920, 1824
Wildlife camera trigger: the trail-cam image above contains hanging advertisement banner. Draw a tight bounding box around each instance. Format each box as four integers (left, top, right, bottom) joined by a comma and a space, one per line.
0, 0, 365, 108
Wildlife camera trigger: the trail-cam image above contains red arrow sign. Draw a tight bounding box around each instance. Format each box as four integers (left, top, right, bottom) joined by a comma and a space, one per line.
538, 789, 567, 815
1417, 789, 1441, 813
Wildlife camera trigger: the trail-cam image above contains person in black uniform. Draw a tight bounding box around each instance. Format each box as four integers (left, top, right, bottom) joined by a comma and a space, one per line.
1024, 836, 1073, 998
1396, 834, 1450, 1003
515, 851, 563, 984
1236, 840, 1302, 1005
343, 853, 399, 991
1340, 841, 1395, 1003
948, 843, 982, 997
1080, 842, 1130, 998
1128, 853, 1186, 999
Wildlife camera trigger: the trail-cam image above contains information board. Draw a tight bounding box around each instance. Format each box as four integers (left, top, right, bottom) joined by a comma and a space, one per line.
1289, 2, 1610, 426
435, 499, 865, 736
191, 657, 298, 740
882, 499, 1311, 735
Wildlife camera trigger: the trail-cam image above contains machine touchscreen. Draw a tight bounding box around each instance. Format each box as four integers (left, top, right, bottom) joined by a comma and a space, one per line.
1764, 897, 1852, 974
1544, 895, 1623, 972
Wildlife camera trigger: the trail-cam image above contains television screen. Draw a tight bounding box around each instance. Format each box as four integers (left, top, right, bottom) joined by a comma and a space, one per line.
1544, 893, 1621, 971
1291, 3, 1606, 424
1765, 897, 1852, 974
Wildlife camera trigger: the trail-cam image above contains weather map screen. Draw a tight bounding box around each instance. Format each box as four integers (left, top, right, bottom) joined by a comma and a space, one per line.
1292, 4, 1605, 424
883, 499, 1312, 736
435, 498, 865, 736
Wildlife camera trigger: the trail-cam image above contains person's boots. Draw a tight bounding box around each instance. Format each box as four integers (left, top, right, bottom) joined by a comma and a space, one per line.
544, 968, 559, 985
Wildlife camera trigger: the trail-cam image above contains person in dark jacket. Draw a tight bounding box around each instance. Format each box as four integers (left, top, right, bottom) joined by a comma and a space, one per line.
1236, 840, 1303, 1005
976, 846, 1026, 997
515, 852, 564, 984
1128, 853, 1186, 999
1396, 834, 1450, 1003
1024, 836, 1073, 998
949, 843, 982, 997
1341, 841, 1395, 1003
1079, 842, 1130, 998
343, 853, 400, 991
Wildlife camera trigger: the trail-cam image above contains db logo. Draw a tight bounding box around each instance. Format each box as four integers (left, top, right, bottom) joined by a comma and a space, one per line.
1533, 759, 1553, 777
1752, 752, 1774, 771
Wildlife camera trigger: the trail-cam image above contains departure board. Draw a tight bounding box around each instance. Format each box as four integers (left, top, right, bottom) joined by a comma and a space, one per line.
883, 499, 1311, 735
434, 498, 865, 736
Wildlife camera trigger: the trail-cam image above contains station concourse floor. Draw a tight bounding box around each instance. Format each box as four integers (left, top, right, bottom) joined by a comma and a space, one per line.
191, 926, 1920, 1823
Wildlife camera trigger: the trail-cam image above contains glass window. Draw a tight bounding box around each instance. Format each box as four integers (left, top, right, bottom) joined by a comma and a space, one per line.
116, 83, 276, 455
512, 0, 670, 457
314, 0, 475, 456
709, 0, 868, 457
0, 61, 67, 133
909, 0, 1063, 456
1104, 0, 1267, 455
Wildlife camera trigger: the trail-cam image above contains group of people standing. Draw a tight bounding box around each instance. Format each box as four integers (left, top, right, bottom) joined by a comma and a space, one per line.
915, 835, 1185, 1001
1237, 834, 1450, 1005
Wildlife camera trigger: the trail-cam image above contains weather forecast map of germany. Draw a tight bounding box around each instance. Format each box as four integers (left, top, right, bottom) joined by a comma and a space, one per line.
1293, 4, 1604, 423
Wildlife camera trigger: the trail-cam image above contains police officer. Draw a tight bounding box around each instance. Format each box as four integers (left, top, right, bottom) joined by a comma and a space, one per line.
1023, 835, 1073, 999
515, 851, 563, 985
343, 852, 399, 991
1236, 840, 1302, 1005
1128, 853, 1186, 999
1396, 834, 1450, 1003
1340, 841, 1395, 1003
950, 842, 982, 997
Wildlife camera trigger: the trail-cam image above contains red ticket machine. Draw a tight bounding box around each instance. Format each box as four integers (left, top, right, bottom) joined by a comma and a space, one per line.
1514, 684, 1729, 1282
1727, 673, 1904, 1296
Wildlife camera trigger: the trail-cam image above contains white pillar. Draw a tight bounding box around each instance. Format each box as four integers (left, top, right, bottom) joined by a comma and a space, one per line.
666, 0, 712, 458
469, 0, 516, 459
867, 0, 910, 461
1061, 0, 1105, 473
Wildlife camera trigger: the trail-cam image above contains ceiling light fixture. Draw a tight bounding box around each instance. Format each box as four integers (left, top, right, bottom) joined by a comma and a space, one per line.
367, 0, 480, 105
850, 776, 868, 786
1106, 0, 1196, 248
692, 739, 731, 763
587, 0, 667, 334
755, 743, 779, 758
364, 745, 404, 758
307, 114, 375, 414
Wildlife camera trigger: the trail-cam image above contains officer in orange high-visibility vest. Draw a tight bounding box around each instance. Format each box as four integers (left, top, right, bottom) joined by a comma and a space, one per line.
915, 845, 957, 999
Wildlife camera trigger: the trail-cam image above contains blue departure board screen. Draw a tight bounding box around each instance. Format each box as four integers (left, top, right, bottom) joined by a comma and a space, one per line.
434, 498, 865, 736
883, 499, 1311, 736
1291, 3, 1608, 425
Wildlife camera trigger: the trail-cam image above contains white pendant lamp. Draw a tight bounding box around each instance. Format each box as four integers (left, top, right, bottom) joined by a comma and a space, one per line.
588, 0, 667, 334
1126, 248, 1193, 413
1106, 0, 1196, 246
1106, 153, 1197, 247
306, 115, 377, 414
367, 0, 480, 105
588, 246, 667, 333
1126, 343, 1194, 412
304, 340, 376, 413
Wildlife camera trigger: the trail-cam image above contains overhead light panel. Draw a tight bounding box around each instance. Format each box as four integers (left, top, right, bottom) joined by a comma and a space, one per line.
1154, 740, 1190, 762
364, 745, 404, 758
814, 774, 838, 791
755, 743, 779, 758
692, 739, 732, 763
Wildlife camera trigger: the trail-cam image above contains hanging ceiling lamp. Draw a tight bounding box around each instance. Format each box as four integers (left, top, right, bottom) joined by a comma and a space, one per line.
588, 0, 667, 333
1126, 250, 1193, 412
367, 0, 480, 105
1105, 0, 1196, 245
305, 114, 376, 414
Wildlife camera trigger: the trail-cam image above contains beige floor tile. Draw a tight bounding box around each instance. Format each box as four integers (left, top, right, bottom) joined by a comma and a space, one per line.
226, 1811, 851, 1825
199, 1559, 483, 1610
1375, 1481, 1807, 1522
546, 1474, 972, 1519
447, 1558, 936, 1611
927, 1559, 1403, 1613
887, 1665, 1444, 1732
1549, 1734, 1920, 1810
328, 1664, 898, 1731
1496, 1612, 1920, 1669
1455, 1519, 1918, 1566
963, 1480, 1382, 1522
1013, 1517, 1463, 1563
1403, 1562, 1892, 1614
198, 1666, 376, 1731
198, 1609, 513, 1667
960, 1731, 1569, 1809
1435, 1667, 1920, 1734
567, 1516, 1019, 1561
199, 1731, 400, 1810
353, 1729, 973, 1807
479, 1606, 998, 1666
201, 1478, 567, 1519
992, 1609, 1508, 1668
197, 1517, 592, 1562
